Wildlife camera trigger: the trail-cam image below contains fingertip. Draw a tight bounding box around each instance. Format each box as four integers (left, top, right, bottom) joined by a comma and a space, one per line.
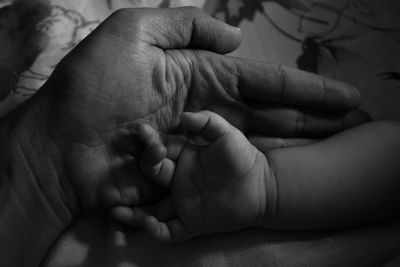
138, 123, 157, 146
149, 143, 168, 162
143, 216, 171, 243
159, 143, 168, 158
110, 206, 135, 225
140, 143, 167, 177
181, 112, 194, 122
166, 220, 190, 244
339, 83, 362, 110
217, 24, 242, 53
180, 111, 209, 130
233, 26, 242, 35
138, 123, 152, 137
180, 112, 197, 131
324, 79, 363, 111
343, 109, 372, 129
143, 216, 157, 231
349, 86, 362, 109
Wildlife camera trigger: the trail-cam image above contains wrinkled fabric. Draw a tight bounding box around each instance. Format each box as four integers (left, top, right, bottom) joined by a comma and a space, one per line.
1, 0, 400, 119
0, 0, 205, 115
41, 211, 400, 267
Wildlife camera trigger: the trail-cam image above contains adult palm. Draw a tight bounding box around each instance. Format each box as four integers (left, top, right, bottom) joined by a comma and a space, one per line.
28, 7, 365, 212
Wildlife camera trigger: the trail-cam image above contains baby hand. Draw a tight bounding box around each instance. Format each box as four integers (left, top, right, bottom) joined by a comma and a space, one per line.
111, 111, 270, 243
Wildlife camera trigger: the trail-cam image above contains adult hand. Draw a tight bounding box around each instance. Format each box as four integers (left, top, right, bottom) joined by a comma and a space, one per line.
23, 6, 367, 212
1, 7, 369, 266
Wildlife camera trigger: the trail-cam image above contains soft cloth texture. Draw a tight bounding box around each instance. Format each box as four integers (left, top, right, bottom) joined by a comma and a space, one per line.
42, 211, 400, 267
2, 0, 400, 120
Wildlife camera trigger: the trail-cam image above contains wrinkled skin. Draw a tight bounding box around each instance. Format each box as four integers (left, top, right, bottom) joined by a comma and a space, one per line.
15, 7, 368, 213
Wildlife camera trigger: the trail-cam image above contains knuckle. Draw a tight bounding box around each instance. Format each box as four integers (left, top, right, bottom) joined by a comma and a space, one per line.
110, 8, 133, 19
103, 8, 145, 41
109, 8, 145, 29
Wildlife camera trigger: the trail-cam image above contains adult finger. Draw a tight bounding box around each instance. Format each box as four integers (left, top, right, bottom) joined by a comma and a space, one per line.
249, 105, 371, 137
110, 6, 241, 53
235, 58, 362, 112
183, 51, 368, 137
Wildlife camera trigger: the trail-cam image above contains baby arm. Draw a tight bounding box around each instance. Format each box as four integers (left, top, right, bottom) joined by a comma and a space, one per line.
111, 112, 400, 242
262, 120, 400, 229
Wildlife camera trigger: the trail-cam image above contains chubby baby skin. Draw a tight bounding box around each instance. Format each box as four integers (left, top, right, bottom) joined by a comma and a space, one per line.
111, 111, 400, 243
111, 110, 274, 243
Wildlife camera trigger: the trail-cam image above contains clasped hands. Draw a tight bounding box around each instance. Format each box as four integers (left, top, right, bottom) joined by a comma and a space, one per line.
9, 7, 368, 243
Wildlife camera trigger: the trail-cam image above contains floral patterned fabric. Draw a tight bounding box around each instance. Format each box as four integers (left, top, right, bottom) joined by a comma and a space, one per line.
1, 0, 400, 119
0, 0, 206, 115
210, 0, 400, 121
